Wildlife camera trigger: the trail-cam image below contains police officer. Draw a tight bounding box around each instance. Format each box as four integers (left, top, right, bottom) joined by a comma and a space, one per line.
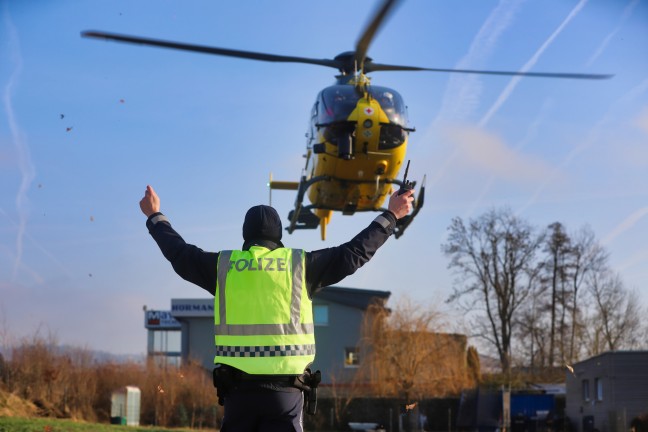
139, 184, 413, 432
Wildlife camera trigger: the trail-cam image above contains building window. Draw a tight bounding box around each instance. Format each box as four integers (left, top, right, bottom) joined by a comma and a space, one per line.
582, 380, 590, 401
314, 305, 328, 326
344, 347, 360, 367
595, 378, 603, 401
152, 330, 181, 354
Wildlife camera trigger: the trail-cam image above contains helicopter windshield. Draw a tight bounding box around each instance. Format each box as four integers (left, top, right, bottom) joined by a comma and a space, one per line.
318, 85, 408, 127
319, 85, 359, 123
368, 86, 408, 127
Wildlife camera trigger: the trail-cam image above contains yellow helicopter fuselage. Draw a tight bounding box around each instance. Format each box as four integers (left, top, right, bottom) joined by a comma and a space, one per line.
305, 80, 410, 223
268, 78, 417, 240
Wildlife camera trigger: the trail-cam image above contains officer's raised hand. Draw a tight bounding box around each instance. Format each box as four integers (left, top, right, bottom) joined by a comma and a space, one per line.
388, 189, 414, 219
139, 185, 160, 217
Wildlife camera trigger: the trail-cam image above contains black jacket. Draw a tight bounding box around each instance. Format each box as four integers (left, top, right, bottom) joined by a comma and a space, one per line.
145, 211, 397, 298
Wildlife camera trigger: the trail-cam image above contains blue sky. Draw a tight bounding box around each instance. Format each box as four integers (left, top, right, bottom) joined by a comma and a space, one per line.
1, 0, 646, 355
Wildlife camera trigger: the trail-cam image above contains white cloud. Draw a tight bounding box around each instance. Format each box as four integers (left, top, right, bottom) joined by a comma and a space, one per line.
442, 124, 553, 182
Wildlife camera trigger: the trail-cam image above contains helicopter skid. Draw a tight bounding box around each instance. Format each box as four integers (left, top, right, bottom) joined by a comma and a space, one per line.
277, 173, 425, 240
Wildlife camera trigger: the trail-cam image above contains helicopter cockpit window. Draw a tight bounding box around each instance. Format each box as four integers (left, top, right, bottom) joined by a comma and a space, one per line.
369, 86, 408, 127
379, 123, 407, 150
319, 85, 360, 123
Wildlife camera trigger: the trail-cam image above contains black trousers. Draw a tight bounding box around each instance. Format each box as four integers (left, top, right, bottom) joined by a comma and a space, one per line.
221, 386, 304, 432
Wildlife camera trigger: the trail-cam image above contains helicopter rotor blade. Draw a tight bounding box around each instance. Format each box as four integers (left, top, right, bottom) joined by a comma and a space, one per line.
82, 30, 613, 80
365, 61, 613, 79
81, 30, 344, 70
354, 0, 402, 73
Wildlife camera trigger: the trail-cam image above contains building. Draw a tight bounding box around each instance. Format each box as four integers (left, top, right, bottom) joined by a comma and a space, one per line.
143, 309, 181, 367
309, 286, 391, 384
144, 286, 391, 384
565, 351, 648, 432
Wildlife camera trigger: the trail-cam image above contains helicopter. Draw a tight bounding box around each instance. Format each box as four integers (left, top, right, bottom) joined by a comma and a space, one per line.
82, 0, 612, 241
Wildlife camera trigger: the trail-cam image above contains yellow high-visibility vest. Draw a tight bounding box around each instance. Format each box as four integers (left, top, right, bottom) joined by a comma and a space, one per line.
214, 246, 315, 375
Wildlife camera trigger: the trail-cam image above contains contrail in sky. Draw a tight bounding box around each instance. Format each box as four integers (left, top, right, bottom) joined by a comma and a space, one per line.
464, 0, 591, 215
431, 0, 587, 208
603, 205, 648, 277
517, 78, 648, 215
585, 0, 640, 68
426, 0, 524, 190
601, 206, 648, 246
479, 0, 589, 127
435, 0, 524, 125
0, 207, 74, 284
3, 3, 35, 281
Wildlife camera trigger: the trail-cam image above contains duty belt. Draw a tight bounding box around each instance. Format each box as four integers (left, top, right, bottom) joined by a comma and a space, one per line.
237, 373, 297, 383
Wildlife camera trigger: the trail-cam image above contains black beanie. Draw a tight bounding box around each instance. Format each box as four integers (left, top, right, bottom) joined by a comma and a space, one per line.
242, 205, 283, 244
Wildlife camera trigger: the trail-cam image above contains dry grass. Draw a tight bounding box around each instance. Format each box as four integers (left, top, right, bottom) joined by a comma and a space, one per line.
0, 389, 38, 418
0, 334, 220, 429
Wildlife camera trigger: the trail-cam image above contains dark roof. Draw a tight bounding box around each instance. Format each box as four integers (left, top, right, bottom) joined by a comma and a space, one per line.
313, 286, 391, 310
574, 350, 648, 366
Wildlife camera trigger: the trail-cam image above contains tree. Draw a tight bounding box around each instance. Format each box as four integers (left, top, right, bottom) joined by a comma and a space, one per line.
582, 270, 643, 354
564, 226, 608, 363
515, 282, 549, 371
360, 296, 471, 400
541, 222, 572, 367
517, 224, 611, 369
466, 345, 481, 384
442, 208, 544, 376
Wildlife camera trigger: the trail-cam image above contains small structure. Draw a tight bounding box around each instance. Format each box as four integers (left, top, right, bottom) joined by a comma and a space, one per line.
457, 387, 559, 432
110, 386, 141, 426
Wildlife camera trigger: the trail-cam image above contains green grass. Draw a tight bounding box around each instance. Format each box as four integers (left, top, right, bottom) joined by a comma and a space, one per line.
0, 417, 218, 432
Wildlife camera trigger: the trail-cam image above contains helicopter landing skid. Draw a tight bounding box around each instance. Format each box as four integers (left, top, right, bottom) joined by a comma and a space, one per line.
285, 175, 330, 234
288, 208, 320, 230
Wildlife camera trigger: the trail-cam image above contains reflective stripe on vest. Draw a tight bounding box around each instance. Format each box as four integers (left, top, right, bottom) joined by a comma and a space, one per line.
215, 344, 316, 358
214, 247, 315, 375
